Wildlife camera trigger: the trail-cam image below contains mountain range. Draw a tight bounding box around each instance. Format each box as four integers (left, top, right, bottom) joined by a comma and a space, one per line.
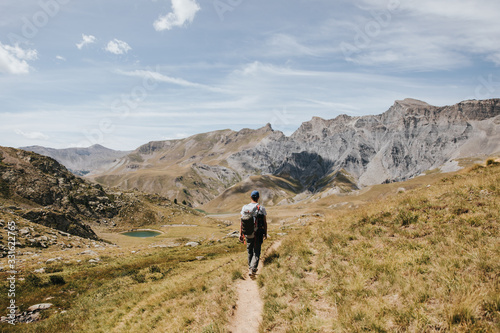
19, 98, 500, 211
21, 144, 130, 176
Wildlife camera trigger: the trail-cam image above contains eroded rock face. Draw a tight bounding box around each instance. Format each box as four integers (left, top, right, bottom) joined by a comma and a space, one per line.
228, 98, 500, 188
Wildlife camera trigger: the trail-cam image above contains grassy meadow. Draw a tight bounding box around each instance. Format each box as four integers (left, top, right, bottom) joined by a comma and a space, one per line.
259, 162, 499, 332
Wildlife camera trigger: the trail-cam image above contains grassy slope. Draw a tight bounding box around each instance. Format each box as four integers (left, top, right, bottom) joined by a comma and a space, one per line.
258, 163, 500, 332
0, 236, 247, 332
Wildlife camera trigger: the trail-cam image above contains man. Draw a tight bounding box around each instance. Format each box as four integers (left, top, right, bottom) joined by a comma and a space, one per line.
240, 190, 267, 276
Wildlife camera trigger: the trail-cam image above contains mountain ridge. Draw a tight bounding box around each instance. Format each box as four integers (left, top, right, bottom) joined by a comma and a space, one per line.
30, 98, 500, 210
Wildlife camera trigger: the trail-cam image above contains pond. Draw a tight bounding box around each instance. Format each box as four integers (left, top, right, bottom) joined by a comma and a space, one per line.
122, 230, 162, 238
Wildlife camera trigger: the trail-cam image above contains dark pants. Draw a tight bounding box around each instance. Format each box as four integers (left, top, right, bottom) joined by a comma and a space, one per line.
246, 236, 262, 272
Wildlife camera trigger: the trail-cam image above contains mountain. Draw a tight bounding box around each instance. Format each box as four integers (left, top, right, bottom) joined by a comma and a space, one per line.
90, 125, 275, 206
20, 144, 130, 176
0, 146, 200, 245
90, 98, 500, 209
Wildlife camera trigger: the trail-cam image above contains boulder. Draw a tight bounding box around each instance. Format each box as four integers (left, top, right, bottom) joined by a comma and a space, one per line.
27, 303, 53, 312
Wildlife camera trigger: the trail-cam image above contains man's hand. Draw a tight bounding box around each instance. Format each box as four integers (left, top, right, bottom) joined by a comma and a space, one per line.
263, 234, 267, 240
239, 234, 244, 243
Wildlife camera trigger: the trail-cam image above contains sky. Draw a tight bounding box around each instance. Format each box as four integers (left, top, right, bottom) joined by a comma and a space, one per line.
1, 0, 500, 150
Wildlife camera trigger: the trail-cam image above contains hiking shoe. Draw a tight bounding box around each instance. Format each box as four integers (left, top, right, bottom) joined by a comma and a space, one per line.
252, 269, 258, 275
249, 269, 254, 276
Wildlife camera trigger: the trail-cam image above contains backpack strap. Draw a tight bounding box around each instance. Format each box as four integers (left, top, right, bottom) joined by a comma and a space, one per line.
255, 204, 260, 228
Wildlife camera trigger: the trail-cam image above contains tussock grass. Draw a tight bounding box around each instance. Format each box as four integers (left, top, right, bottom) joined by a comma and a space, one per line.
0, 239, 246, 332
260, 163, 500, 332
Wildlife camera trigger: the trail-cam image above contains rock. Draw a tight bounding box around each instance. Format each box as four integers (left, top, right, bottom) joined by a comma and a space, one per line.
227, 231, 240, 238
88, 258, 100, 263
33, 268, 45, 273
19, 227, 30, 235
79, 250, 98, 256
397, 188, 406, 193
196, 256, 205, 260
185, 241, 200, 247
46, 257, 62, 264
27, 303, 53, 312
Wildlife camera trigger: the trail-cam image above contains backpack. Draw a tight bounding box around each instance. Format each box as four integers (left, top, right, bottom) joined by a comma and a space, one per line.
255, 205, 265, 230
241, 215, 255, 236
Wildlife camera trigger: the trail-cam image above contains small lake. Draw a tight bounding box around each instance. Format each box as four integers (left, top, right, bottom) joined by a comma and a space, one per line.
122, 230, 162, 238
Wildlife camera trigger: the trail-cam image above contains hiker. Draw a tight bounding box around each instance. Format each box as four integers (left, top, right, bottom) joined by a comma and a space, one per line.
240, 190, 267, 276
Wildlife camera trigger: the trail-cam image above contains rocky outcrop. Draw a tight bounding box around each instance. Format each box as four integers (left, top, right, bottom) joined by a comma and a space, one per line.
228, 98, 500, 188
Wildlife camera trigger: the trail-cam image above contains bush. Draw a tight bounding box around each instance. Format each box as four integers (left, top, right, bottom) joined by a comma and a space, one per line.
231, 270, 243, 281
149, 265, 161, 273
395, 209, 419, 226
26, 273, 42, 287
486, 159, 499, 166
49, 275, 66, 285
132, 273, 146, 283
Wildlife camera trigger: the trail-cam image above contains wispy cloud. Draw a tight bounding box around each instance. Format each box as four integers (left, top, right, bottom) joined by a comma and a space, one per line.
56, 55, 66, 61
105, 39, 132, 55
76, 34, 96, 49
154, 0, 201, 31
0, 42, 37, 74
15, 129, 49, 140
118, 69, 225, 92
334, 0, 500, 70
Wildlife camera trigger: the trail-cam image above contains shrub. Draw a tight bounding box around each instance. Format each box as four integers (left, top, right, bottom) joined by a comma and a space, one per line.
132, 273, 146, 283
149, 265, 161, 273
231, 269, 243, 281
26, 273, 42, 287
49, 275, 66, 285
395, 209, 419, 226
486, 159, 499, 166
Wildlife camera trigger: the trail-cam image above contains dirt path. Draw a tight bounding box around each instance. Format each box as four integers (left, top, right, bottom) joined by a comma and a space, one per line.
227, 240, 282, 333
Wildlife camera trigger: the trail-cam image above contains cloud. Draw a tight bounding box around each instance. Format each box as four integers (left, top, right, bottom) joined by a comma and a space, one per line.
76, 34, 96, 49
105, 39, 132, 55
56, 55, 66, 61
0, 42, 37, 74
335, 0, 500, 70
265, 34, 319, 57
153, 0, 201, 31
118, 69, 225, 92
15, 129, 49, 140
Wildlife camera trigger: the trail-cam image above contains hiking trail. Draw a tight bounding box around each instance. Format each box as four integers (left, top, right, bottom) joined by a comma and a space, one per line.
227, 240, 282, 333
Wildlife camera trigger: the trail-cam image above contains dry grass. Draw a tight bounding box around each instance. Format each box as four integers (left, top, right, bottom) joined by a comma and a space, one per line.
259, 163, 500, 332
0, 234, 247, 332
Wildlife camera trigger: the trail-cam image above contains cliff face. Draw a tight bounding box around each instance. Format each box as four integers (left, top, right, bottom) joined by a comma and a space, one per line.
227, 98, 500, 189
90, 98, 500, 206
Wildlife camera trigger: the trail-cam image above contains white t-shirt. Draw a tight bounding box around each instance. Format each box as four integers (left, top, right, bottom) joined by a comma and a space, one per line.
240, 203, 267, 238
240, 202, 267, 219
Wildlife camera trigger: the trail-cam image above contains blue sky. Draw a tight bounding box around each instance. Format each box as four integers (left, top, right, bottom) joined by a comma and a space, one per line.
1, 0, 499, 150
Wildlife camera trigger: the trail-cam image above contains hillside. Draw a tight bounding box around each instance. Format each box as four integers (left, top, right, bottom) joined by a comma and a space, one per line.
0, 146, 203, 254
90, 98, 500, 210
259, 161, 500, 331
90, 124, 275, 206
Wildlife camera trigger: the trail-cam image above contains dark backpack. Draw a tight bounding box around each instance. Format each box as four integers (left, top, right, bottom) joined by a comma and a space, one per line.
255, 205, 265, 230
241, 215, 255, 236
